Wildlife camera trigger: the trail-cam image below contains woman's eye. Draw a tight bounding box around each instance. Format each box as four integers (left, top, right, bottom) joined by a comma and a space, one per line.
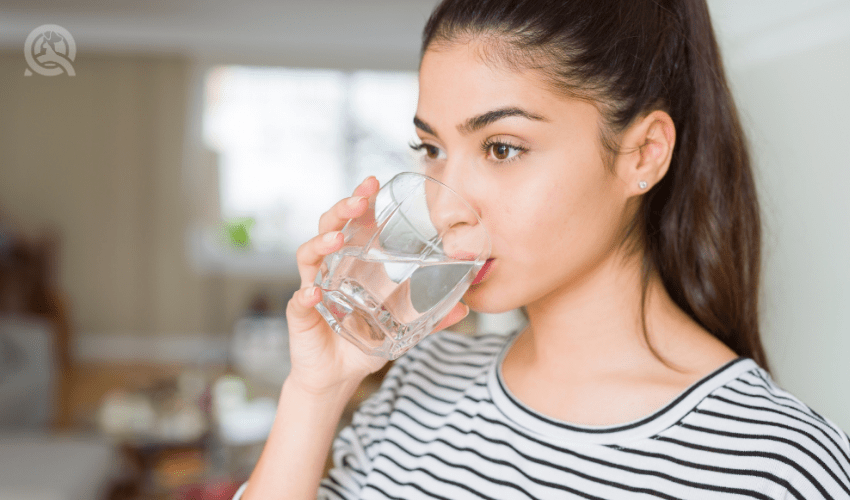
486, 142, 523, 161
409, 141, 446, 161
424, 145, 443, 160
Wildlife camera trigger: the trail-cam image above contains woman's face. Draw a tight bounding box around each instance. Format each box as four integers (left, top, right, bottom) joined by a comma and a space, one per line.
414, 41, 633, 314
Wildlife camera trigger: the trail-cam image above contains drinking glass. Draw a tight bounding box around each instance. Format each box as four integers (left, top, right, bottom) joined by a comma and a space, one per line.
314, 172, 491, 360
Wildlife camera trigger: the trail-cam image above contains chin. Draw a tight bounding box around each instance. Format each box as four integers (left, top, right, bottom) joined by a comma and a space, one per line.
463, 281, 521, 315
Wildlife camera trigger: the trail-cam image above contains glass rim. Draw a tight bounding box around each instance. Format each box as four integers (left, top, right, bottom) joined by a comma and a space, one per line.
386, 171, 492, 260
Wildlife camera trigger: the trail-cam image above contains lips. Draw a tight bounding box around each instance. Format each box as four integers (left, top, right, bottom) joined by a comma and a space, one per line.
471, 258, 494, 285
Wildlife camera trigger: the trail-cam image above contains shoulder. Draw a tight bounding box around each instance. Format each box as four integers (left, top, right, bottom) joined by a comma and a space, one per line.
401, 329, 512, 375
711, 364, 849, 450
362, 329, 512, 406
415, 328, 513, 357
685, 362, 850, 497
376, 329, 513, 404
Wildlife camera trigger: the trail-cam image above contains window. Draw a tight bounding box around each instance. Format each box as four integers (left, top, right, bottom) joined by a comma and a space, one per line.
194, 66, 419, 275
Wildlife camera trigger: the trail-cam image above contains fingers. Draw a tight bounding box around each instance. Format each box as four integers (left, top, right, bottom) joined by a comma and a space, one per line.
317, 196, 368, 235
431, 302, 470, 334
317, 176, 380, 234
286, 285, 324, 332
298, 177, 381, 289
296, 230, 344, 287
353, 176, 379, 198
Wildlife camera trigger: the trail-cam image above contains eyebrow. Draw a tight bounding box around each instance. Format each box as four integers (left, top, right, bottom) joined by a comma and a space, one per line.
413, 106, 547, 138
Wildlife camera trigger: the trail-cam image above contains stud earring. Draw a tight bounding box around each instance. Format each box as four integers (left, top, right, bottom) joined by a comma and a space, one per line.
638, 181, 648, 189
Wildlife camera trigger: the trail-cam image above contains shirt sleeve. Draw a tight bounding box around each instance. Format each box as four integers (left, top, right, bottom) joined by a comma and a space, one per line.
316, 356, 409, 499
773, 412, 850, 499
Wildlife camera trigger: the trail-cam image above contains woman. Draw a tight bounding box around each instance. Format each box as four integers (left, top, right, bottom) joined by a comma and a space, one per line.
236, 0, 850, 498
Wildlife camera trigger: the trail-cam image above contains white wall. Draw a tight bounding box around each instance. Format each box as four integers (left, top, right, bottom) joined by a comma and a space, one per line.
0, 0, 438, 71
717, 12, 850, 428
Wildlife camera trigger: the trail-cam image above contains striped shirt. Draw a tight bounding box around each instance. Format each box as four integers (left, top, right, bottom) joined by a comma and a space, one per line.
234, 329, 850, 499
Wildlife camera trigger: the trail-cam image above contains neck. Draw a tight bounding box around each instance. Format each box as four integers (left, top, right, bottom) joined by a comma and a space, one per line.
520, 249, 686, 381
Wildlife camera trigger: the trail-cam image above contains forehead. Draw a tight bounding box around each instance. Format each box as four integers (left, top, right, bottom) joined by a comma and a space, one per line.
417, 42, 557, 118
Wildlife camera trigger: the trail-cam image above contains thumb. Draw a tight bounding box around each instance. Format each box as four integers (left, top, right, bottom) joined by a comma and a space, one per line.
431, 302, 470, 334
286, 286, 325, 332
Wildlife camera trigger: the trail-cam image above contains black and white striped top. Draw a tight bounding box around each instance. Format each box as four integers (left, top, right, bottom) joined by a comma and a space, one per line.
235, 329, 850, 499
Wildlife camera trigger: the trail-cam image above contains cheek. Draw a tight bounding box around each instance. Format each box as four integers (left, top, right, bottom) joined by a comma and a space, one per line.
531, 184, 583, 253
493, 180, 574, 256
502, 166, 622, 266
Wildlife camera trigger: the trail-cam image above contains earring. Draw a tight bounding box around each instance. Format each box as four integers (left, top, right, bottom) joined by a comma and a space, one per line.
638, 181, 648, 189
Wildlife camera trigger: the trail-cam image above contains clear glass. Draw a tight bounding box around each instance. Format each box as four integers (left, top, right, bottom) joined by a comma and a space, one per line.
314, 172, 491, 359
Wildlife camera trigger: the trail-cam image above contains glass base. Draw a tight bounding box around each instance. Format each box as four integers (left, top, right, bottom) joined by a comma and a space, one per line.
315, 296, 406, 360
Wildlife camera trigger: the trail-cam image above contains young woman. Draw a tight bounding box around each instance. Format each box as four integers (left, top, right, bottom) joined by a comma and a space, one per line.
236, 0, 850, 498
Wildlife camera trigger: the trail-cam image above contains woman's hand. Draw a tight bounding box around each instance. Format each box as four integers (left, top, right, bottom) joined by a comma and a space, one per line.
285, 176, 470, 395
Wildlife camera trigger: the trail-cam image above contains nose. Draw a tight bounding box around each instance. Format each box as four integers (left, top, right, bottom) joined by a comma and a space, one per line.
423, 158, 477, 219
423, 177, 489, 260
425, 180, 476, 231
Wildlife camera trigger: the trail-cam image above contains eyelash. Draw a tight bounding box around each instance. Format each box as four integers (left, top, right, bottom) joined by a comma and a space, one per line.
408, 140, 439, 158
408, 139, 528, 164
480, 138, 527, 163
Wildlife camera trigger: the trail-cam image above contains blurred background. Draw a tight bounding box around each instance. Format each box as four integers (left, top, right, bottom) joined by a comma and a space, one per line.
0, 0, 848, 498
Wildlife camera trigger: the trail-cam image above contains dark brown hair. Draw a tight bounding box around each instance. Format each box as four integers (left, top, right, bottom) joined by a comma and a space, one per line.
422, 0, 770, 372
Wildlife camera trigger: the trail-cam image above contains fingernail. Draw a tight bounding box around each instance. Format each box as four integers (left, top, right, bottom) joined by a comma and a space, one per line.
323, 231, 341, 243
347, 196, 364, 207
361, 176, 373, 185
303, 286, 317, 300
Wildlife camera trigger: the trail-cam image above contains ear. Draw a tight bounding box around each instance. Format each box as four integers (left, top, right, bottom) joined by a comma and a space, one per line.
614, 110, 676, 197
